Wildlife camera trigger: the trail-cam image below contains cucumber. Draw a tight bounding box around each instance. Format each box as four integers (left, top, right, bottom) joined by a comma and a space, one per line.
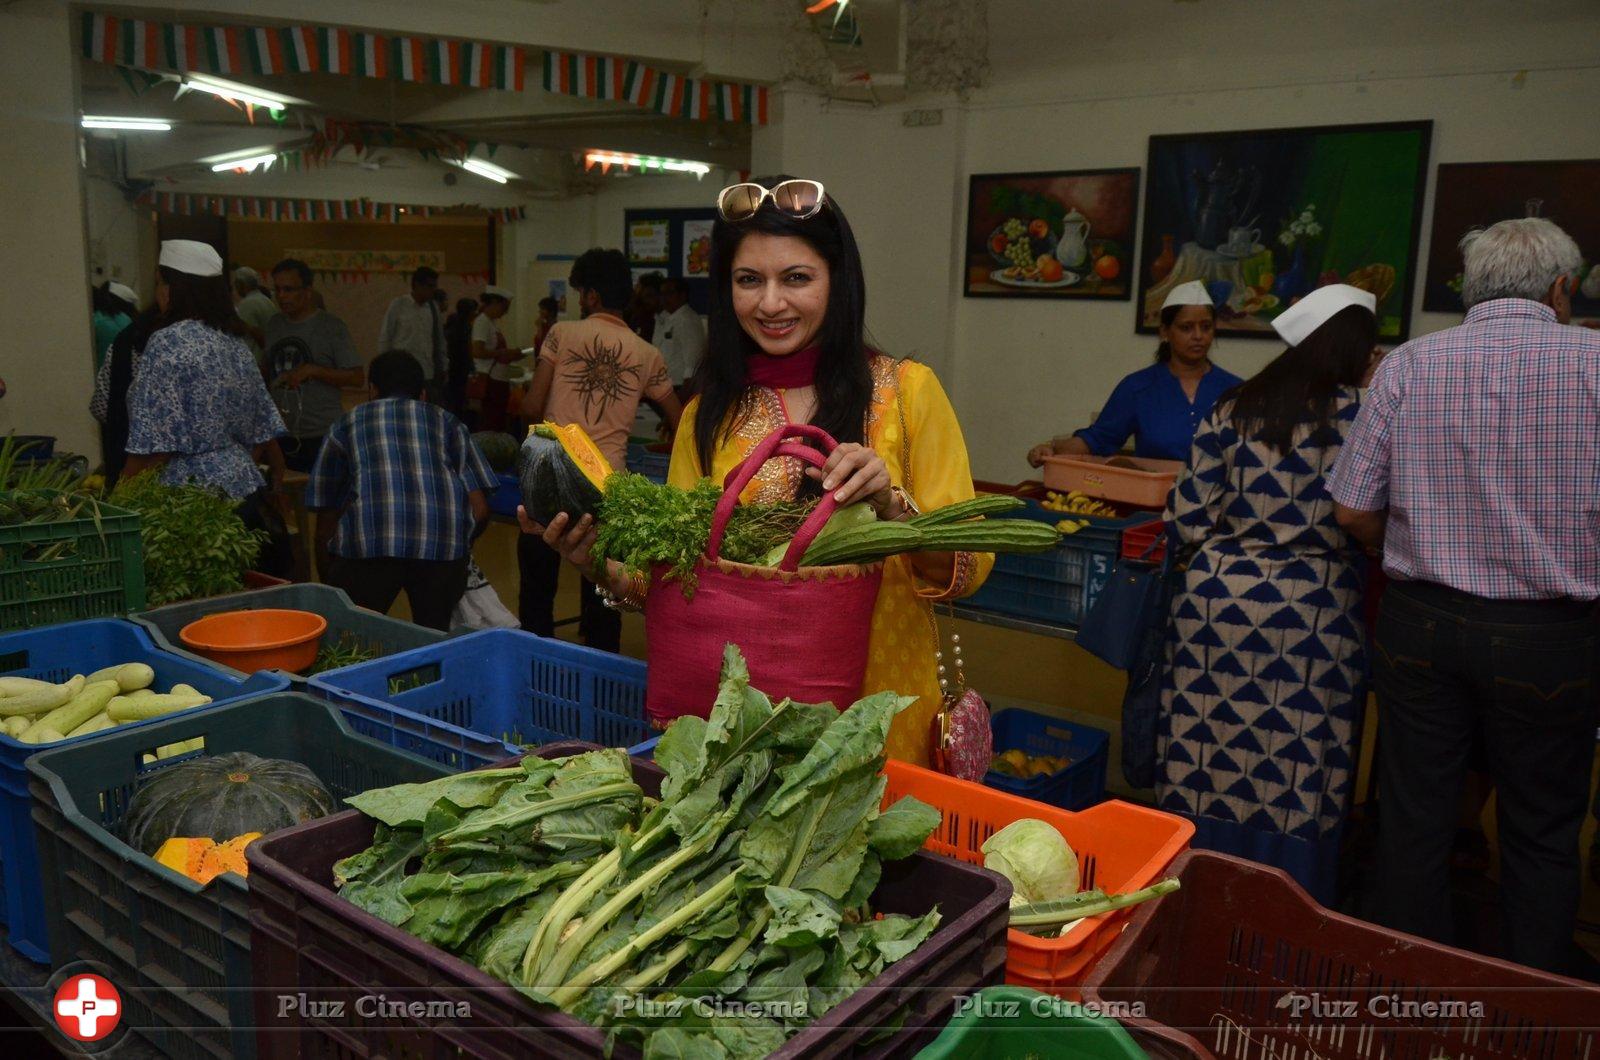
0, 675, 86, 717
21, 681, 120, 743
107, 693, 212, 723
68, 711, 116, 738
908, 495, 1024, 528
86, 663, 156, 693
3, 716, 31, 738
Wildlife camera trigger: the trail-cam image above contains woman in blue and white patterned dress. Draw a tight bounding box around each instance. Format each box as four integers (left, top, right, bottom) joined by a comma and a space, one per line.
1157, 287, 1379, 899
125, 240, 291, 572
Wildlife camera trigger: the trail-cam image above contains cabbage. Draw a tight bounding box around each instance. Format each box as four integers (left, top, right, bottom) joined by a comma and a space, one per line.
980, 819, 1079, 907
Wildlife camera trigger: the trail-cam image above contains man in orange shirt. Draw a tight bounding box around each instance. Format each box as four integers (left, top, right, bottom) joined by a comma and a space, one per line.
519, 248, 682, 651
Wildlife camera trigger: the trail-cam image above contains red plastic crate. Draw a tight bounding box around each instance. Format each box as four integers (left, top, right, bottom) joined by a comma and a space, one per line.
247, 742, 1011, 1059
1120, 519, 1167, 563
1082, 850, 1600, 1059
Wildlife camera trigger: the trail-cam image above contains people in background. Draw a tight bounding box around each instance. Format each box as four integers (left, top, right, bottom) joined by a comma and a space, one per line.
470, 285, 515, 432
655, 276, 708, 401
91, 281, 136, 368
1028, 282, 1241, 465
305, 350, 495, 630
531, 296, 559, 359
627, 271, 663, 342
123, 240, 291, 575
517, 249, 681, 653
232, 266, 277, 366
1158, 285, 1378, 900
444, 297, 478, 420
532, 178, 993, 763
265, 258, 364, 472
1331, 217, 1600, 976
91, 299, 160, 490
378, 266, 447, 397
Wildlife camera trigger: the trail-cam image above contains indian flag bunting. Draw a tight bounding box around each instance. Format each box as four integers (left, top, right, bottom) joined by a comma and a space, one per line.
79, 15, 766, 122
138, 191, 517, 222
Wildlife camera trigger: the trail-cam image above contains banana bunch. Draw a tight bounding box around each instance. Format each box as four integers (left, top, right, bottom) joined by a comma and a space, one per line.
1042, 490, 1118, 516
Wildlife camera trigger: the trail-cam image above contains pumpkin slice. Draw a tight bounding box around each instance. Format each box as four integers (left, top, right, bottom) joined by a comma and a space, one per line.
518, 422, 614, 526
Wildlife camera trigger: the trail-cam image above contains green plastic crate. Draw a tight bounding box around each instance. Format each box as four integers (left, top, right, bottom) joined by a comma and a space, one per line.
27, 692, 466, 1060
0, 492, 145, 632
917, 986, 1146, 1059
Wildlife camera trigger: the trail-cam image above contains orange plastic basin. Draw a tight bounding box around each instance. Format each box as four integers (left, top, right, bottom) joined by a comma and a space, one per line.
178, 609, 327, 674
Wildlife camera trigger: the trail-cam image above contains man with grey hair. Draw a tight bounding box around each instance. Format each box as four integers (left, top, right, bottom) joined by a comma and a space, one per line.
1328, 216, 1598, 974
233, 265, 277, 366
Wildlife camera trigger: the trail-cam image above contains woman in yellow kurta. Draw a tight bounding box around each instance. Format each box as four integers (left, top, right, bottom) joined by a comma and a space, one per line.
535, 175, 991, 765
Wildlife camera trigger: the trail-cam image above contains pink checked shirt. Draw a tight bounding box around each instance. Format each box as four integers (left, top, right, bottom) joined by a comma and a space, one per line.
1328, 299, 1600, 601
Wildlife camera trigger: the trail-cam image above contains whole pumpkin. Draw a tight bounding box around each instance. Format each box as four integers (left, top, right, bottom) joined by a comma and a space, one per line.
125, 752, 335, 856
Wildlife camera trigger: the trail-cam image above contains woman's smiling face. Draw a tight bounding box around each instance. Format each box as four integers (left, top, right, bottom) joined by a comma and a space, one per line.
730, 232, 830, 357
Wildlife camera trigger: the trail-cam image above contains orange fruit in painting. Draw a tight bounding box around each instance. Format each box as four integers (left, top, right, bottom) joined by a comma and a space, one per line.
1028, 218, 1049, 239
1036, 256, 1065, 283
990, 233, 1008, 255
1094, 255, 1121, 280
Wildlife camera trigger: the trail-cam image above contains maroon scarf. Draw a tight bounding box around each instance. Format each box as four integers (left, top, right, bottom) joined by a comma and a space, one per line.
745, 344, 821, 389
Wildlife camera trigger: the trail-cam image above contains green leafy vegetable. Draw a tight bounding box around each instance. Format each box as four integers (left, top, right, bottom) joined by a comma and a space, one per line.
110, 472, 267, 605
333, 644, 946, 1058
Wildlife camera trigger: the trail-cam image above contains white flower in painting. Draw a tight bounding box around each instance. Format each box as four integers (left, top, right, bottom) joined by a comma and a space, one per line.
1280, 231, 1295, 247
1300, 211, 1314, 223
1306, 222, 1323, 237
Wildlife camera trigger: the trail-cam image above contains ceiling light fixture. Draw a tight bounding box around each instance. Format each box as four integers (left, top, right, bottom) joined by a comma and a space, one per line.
452, 158, 516, 184
180, 74, 299, 113
204, 147, 280, 173
584, 151, 711, 178
81, 116, 172, 131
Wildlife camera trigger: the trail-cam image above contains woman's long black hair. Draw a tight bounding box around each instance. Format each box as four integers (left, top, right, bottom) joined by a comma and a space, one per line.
158, 266, 246, 336
693, 174, 873, 476
1223, 305, 1376, 453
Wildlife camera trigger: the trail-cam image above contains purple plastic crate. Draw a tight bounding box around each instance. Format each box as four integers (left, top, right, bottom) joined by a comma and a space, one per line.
247, 742, 1010, 1059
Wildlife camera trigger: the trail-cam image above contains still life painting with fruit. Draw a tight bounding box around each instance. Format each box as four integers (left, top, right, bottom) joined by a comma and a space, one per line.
1137, 121, 1433, 340
964, 168, 1140, 299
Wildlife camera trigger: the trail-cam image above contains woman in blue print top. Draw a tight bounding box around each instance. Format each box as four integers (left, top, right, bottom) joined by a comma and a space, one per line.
1028, 282, 1242, 466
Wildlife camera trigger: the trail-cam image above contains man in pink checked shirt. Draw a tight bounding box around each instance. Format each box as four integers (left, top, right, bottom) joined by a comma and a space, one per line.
1329, 217, 1600, 976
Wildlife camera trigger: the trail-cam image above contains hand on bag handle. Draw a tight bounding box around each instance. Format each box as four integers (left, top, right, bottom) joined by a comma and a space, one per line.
707, 425, 844, 573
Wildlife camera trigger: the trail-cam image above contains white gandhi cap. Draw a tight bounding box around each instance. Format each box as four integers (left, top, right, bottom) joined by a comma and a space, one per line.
1271, 284, 1377, 347
158, 239, 224, 277
482, 285, 513, 300
1160, 280, 1213, 310
107, 281, 138, 304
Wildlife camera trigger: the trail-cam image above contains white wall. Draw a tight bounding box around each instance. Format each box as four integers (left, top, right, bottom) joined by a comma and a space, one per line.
84, 173, 156, 304
758, 0, 1600, 482
0, 1, 98, 456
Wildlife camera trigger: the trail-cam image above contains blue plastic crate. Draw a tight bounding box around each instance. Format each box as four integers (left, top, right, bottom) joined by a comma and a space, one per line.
0, 618, 286, 963
964, 502, 1151, 628
984, 707, 1110, 811
626, 443, 671, 483
488, 472, 522, 518
309, 628, 652, 755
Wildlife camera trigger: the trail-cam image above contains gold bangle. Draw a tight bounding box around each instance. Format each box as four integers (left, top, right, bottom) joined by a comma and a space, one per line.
597, 569, 648, 613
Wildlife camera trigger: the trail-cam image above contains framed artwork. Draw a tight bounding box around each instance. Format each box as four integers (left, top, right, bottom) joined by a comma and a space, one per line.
962, 168, 1140, 299
623, 207, 717, 313
1137, 121, 1432, 340
1422, 159, 1600, 315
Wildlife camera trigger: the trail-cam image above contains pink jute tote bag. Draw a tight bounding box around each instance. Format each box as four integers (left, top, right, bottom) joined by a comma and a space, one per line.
644, 424, 884, 727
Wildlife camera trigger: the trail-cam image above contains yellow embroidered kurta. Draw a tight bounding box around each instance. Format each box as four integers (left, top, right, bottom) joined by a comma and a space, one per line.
667, 356, 994, 765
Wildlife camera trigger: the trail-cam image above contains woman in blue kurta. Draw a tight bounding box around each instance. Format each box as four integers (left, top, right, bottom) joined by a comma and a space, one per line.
1029, 281, 1240, 466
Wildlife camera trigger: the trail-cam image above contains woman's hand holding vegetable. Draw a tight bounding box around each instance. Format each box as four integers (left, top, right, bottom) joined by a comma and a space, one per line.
518, 506, 632, 598
810, 442, 898, 517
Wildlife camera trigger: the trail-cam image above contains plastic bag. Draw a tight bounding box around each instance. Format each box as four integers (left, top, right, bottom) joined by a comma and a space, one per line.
451, 559, 519, 630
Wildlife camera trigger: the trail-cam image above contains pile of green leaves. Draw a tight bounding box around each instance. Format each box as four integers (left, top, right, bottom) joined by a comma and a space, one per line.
110, 472, 267, 605
305, 634, 380, 676
336, 646, 944, 1058
591, 473, 814, 592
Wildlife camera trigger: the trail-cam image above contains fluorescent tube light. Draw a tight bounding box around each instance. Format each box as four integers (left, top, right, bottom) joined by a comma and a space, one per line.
454, 158, 516, 184
209, 152, 278, 173
182, 74, 299, 112
81, 116, 171, 131
585, 151, 711, 177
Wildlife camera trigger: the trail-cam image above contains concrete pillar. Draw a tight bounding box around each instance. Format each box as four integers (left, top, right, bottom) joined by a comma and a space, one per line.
0, 2, 97, 456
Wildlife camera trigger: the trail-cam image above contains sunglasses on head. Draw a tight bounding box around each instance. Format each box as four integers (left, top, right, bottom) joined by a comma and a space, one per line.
716, 179, 827, 222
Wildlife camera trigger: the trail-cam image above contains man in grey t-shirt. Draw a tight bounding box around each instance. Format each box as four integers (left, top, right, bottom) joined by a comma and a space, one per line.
266, 258, 365, 471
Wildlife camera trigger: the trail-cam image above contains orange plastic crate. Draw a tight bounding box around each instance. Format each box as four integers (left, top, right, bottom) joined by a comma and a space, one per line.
882, 759, 1193, 997
1040, 454, 1180, 509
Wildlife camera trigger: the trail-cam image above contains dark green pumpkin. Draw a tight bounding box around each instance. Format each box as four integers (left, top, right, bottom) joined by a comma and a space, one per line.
517, 425, 609, 526
471, 431, 520, 473
124, 752, 335, 856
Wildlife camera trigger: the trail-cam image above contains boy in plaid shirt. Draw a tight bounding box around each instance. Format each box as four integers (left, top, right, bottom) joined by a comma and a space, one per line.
306, 351, 497, 629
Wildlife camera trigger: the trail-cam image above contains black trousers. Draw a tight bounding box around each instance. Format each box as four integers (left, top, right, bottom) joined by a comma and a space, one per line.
236, 490, 293, 580
517, 533, 620, 653
1372, 579, 1598, 974
324, 555, 468, 632
281, 436, 324, 473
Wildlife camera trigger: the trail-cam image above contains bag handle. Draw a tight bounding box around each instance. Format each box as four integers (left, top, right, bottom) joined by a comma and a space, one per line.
706, 424, 842, 572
